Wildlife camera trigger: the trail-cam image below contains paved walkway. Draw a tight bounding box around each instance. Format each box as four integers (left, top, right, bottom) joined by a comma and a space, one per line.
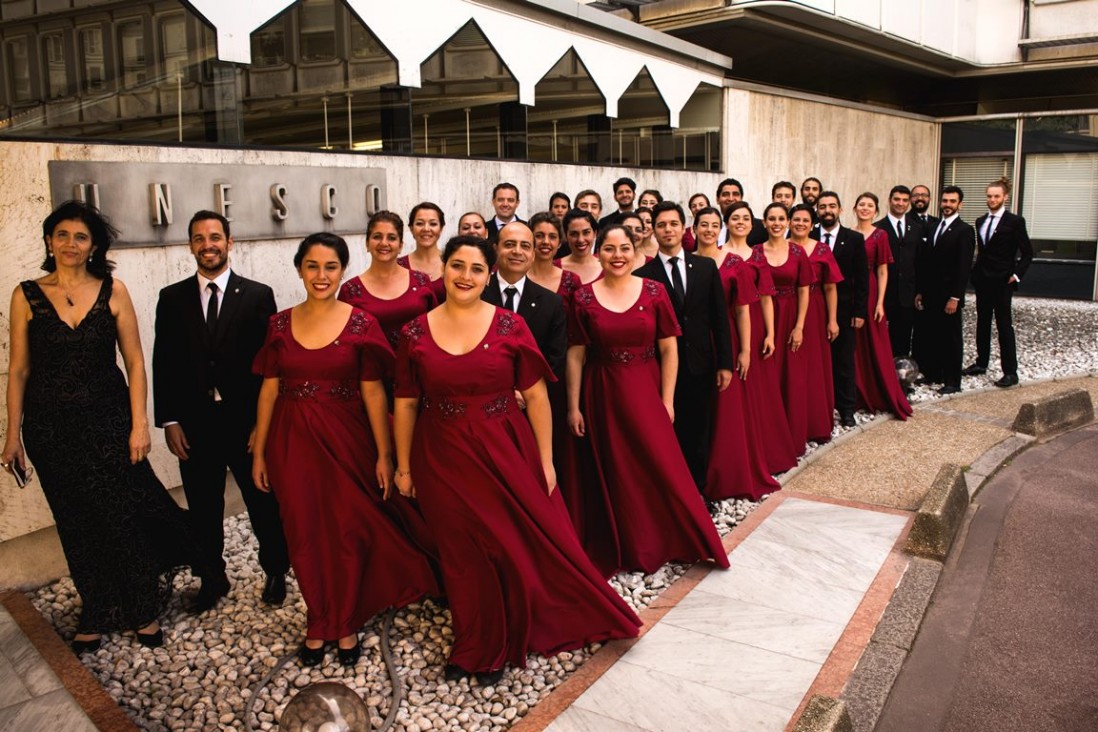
545, 497, 908, 732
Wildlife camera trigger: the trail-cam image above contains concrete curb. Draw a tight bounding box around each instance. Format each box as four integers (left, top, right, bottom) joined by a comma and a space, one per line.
791, 695, 854, 732
904, 464, 969, 561
1012, 388, 1095, 437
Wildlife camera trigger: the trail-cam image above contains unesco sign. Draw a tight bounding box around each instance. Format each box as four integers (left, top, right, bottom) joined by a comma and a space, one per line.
48, 161, 387, 248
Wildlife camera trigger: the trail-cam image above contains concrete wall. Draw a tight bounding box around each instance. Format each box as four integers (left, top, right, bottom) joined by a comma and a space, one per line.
722, 85, 940, 218
0, 140, 721, 587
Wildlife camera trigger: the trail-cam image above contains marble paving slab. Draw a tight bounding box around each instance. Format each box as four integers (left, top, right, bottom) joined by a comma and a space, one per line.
543, 496, 908, 732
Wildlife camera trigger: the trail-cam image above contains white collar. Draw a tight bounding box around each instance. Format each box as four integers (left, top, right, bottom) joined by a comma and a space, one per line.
498, 274, 527, 298
657, 249, 684, 265
198, 267, 232, 293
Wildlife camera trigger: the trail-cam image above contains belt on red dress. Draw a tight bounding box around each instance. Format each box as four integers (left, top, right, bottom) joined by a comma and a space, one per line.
420, 391, 517, 421
773, 286, 796, 297
589, 345, 657, 365
278, 379, 358, 401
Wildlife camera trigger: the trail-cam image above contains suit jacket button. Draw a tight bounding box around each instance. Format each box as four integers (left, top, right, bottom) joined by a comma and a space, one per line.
207, 389, 214, 397
209, 360, 216, 367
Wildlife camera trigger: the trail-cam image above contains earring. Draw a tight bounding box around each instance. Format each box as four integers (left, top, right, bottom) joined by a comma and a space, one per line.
47, 251, 54, 257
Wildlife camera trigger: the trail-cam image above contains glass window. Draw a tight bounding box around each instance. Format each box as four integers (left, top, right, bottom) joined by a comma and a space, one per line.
43, 33, 68, 98
6, 37, 32, 102
939, 157, 1014, 226
79, 26, 105, 93
251, 16, 287, 67
160, 15, 188, 80
118, 20, 147, 88
350, 22, 385, 60
299, 0, 336, 63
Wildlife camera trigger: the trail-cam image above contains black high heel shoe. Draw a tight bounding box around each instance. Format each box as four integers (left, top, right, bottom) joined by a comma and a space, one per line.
337, 639, 361, 667
71, 636, 101, 655
136, 627, 163, 648
299, 641, 326, 667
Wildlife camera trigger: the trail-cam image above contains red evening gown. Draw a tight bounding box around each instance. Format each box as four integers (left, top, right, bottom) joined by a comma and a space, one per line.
855, 228, 913, 419
254, 308, 440, 641
396, 255, 446, 302
569, 280, 731, 576
752, 244, 814, 456
742, 259, 799, 474
706, 254, 782, 500
801, 241, 844, 442
550, 266, 605, 546
395, 310, 640, 673
338, 270, 437, 350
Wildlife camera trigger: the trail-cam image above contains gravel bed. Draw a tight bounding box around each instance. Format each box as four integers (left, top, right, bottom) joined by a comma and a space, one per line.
28, 295, 1096, 731
31, 499, 759, 732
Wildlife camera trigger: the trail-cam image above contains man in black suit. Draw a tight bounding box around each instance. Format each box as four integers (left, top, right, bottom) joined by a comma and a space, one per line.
715, 177, 767, 246
875, 185, 924, 358
814, 192, 869, 427
153, 211, 289, 612
481, 221, 568, 380
599, 177, 636, 229
909, 184, 938, 228
914, 187, 976, 394
963, 178, 1033, 388
484, 182, 522, 243
634, 202, 733, 493
800, 177, 822, 226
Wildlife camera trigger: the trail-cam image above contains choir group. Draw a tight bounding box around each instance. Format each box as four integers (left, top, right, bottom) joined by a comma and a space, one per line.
7, 174, 956, 683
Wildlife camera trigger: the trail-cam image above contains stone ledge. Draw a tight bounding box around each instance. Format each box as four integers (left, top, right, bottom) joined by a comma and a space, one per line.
792, 694, 854, 732
1011, 388, 1095, 437
904, 464, 969, 561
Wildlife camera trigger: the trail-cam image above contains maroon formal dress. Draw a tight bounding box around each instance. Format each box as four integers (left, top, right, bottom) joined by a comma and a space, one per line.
801, 241, 844, 442
855, 229, 913, 419
338, 271, 437, 350
394, 310, 640, 673
396, 254, 446, 302
556, 269, 582, 303
741, 257, 799, 474
706, 254, 782, 500
254, 308, 439, 641
752, 244, 814, 456
568, 280, 730, 576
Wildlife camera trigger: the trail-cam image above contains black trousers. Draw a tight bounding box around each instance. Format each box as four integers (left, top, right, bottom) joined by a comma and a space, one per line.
886, 302, 916, 358
673, 370, 715, 494
973, 278, 1018, 376
919, 301, 965, 388
179, 402, 289, 580
830, 304, 857, 415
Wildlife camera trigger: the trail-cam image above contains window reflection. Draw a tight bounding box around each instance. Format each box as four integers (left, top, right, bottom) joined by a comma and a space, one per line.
43, 34, 68, 99
118, 20, 147, 88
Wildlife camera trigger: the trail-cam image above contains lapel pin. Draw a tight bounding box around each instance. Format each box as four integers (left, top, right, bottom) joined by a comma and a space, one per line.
531, 302, 536, 307
234, 288, 240, 294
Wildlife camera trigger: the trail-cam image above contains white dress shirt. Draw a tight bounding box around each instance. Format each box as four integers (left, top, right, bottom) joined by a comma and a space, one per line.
497, 274, 527, 311
657, 250, 687, 295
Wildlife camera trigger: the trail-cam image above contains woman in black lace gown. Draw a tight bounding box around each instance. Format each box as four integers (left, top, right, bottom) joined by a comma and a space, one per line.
3, 201, 202, 653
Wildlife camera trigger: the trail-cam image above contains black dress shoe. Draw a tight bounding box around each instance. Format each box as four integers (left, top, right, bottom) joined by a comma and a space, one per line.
937, 385, 961, 395
839, 412, 856, 428
299, 642, 326, 667
961, 363, 987, 376
136, 628, 163, 648
261, 575, 287, 606
188, 576, 230, 614
476, 668, 505, 685
443, 664, 469, 681
994, 374, 1019, 388
71, 636, 101, 655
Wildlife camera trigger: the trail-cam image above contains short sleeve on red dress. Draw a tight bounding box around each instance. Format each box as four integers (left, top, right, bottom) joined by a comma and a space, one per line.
393, 316, 426, 399
504, 312, 556, 391
872, 229, 894, 266
567, 286, 594, 347
815, 245, 845, 285
754, 260, 777, 296
253, 310, 290, 377
349, 309, 395, 382
647, 281, 682, 339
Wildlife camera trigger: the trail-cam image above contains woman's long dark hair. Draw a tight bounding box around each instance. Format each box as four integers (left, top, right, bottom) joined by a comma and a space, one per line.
41, 200, 117, 278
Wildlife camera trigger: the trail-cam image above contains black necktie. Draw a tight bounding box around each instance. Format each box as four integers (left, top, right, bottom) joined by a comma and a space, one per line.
983, 215, 995, 245
896, 220, 904, 239
824, 232, 832, 246
668, 256, 685, 303
503, 285, 518, 312
935, 220, 947, 247
206, 282, 219, 334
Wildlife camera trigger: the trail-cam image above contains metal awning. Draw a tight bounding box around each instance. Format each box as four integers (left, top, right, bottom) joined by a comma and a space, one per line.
185, 0, 731, 127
